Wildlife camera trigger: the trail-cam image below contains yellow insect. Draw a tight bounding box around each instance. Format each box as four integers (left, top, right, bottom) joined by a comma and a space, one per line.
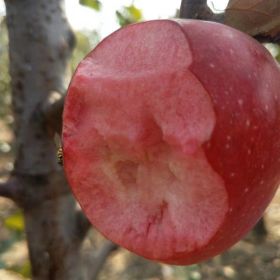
57, 147, 63, 166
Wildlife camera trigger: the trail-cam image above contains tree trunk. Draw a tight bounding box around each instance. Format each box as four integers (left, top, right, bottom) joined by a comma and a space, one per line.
4, 0, 87, 279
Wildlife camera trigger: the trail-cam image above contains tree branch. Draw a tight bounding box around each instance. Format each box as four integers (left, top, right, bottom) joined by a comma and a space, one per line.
19, 171, 70, 209
87, 241, 118, 280
254, 33, 280, 44
76, 210, 92, 241
0, 171, 70, 209
0, 176, 23, 202
179, 0, 279, 44
42, 91, 65, 135
179, 0, 224, 22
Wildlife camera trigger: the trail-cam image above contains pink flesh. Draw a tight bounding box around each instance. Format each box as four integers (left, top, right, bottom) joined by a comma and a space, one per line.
63, 20, 228, 261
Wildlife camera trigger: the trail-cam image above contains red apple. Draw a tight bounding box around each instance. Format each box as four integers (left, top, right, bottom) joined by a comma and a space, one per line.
62, 19, 280, 264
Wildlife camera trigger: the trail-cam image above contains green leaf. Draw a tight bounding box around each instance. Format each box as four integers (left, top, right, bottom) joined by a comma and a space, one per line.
126, 5, 142, 21
79, 0, 101, 11
4, 212, 24, 232
116, 5, 143, 27
116, 11, 132, 27
17, 260, 31, 278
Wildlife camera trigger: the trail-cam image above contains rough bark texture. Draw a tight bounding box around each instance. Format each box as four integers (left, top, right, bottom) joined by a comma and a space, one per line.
4, 0, 87, 279
1, 0, 118, 278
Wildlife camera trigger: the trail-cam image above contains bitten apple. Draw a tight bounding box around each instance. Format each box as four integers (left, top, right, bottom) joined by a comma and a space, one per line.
62, 19, 280, 265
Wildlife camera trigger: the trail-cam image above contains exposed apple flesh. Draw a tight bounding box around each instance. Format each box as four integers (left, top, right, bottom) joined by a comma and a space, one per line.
62, 19, 280, 264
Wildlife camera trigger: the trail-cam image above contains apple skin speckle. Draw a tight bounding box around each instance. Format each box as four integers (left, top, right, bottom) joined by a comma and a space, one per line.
62, 19, 280, 265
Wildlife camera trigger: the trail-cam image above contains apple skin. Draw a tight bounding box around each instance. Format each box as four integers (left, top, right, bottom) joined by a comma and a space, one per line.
62, 19, 280, 265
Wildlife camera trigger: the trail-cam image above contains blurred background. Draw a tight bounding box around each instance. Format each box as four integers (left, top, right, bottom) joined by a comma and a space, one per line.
0, 0, 280, 279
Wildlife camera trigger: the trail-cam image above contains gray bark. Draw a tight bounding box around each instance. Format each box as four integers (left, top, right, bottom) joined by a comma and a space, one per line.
3, 0, 87, 279
1, 0, 118, 278
179, 0, 224, 22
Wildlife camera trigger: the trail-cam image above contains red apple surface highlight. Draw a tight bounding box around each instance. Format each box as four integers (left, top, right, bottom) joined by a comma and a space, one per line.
62, 19, 280, 265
